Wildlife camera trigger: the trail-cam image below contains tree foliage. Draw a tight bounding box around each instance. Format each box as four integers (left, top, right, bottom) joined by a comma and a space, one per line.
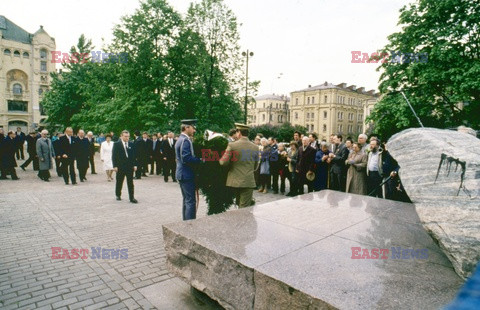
369, 0, 480, 140
42, 0, 247, 135
248, 123, 308, 143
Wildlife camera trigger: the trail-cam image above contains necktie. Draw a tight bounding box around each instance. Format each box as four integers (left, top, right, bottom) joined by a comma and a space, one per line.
169, 139, 172, 147
124, 142, 128, 158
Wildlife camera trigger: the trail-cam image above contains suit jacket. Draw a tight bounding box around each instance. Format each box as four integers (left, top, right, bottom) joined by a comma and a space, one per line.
175, 134, 201, 181
112, 140, 137, 171
36, 138, 55, 170
87, 138, 96, 156
152, 139, 162, 159
26, 135, 38, 155
162, 138, 176, 162
330, 143, 349, 174
58, 135, 76, 159
1, 136, 17, 168
75, 137, 90, 168
144, 138, 153, 159
53, 139, 61, 158
15, 131, 26, 146
296, 145, 316, 177
134, 137, 147, 160
219, 137, 259, 188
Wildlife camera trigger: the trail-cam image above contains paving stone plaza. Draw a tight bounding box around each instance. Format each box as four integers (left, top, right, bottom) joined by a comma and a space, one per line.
0, 155, 285, 309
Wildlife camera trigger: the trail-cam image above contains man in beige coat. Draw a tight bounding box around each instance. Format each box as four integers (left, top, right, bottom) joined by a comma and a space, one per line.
219, 123, 259, 208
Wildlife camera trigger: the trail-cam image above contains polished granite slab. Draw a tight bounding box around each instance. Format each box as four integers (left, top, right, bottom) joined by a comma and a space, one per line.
163, 190, 463, 309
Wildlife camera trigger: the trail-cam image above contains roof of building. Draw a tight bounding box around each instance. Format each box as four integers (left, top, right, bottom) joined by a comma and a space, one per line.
254, 94, 290, 102
293, 81, 378, 96
0, 16, 33, 44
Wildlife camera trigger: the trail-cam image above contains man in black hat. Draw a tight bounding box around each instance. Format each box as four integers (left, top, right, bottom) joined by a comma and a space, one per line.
175, 120, 202, 220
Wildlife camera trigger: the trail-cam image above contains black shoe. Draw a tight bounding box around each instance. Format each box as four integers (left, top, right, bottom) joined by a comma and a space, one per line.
12, 177, 19, 180
92, 172, 97, 174
142, 174, 148, 177
116, 196, 121, 201
173, 179, 177, 183
72, 182, 77, 185
80, 179, 84, 182
164, 179, 168, 182
65, 182, 69, 185
130, 198, 138, 203
0, 177, 8, 180
134, 177, 141, 180
44, 179, 50, 182
273, 191, 278, 194
20, 166, 26, 171
83, 177, 87, 181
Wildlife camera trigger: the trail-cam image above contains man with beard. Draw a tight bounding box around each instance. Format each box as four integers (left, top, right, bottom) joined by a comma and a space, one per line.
20, 131, 39, 171
58, 127, 77, 185
75, 130, 90, 182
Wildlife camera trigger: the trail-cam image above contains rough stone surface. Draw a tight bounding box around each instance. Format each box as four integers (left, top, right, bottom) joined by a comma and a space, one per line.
388, 128, 480, 279
163, 190, 463, 309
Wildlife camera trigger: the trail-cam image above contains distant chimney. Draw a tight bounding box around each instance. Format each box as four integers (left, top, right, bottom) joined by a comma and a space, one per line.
40, 25, 43, 29
324, 81, 328, 86
308, 85, 312, 88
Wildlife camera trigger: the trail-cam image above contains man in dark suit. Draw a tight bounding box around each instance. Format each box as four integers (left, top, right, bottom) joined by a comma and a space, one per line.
15, 127, 26, 160
112, 130, 138, 203
58, 127, 77, 185
133, 131, 147, 179
162, 131, 176, 182
87, 131, 97, 174
75, 130, 90, 182
143, 132, 153, 175
150, 134, 161, 175
328, 134, 349, 192
20, 131, 39, 171
52, 133, 63, 177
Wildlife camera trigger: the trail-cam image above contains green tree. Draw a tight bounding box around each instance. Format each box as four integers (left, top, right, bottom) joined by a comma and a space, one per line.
369, 0, 480, 140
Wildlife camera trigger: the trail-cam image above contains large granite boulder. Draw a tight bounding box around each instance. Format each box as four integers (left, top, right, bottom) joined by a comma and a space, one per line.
388, 127, 480, 279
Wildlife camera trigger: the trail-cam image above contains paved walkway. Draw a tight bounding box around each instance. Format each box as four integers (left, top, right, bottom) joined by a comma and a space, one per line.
0, 154, 288, 309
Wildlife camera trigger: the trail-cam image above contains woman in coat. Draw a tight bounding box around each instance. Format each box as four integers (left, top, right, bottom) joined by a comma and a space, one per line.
1, 130, 19, 180
314, 142, 331, 191
345, 142, 367, 195
100, 134, 115, 181
36, 129, 55, 182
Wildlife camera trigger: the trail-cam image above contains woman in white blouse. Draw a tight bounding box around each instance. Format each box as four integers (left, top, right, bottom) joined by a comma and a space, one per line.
100, 134, 115, 181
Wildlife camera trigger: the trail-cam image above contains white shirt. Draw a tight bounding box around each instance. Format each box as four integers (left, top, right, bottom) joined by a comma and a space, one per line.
368, 151, 379, 171
169, 138, 173, 147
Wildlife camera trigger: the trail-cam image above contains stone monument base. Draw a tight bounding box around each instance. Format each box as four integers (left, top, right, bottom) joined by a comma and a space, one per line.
163, 190, 463, 309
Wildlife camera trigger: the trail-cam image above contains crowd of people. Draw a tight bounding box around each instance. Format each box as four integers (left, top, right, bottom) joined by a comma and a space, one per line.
1, 123, 408, 217
252, 131, 407, 202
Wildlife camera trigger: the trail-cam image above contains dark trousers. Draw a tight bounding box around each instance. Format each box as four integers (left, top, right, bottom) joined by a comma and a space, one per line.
254, 167, 260, 188
279, 169, 287, 193
135, 159, 146, 178
151, 157, 162, 175
164, 160, 176, 181
2, 167, 18, 179
89, 153, 96, 173
330, 170, 346, 192
298, 178, 313, 194
368, 171, 383, 198
61, 158, 76, 184
16, 145, 24, 159
287, 171, 297, 195
179, 179, 196, 220
116, 168, 134, 200
78, 166, 88, 181
271, 170, 279, 192
22, 153, 39, 170
55, 158, 62, 176
115, 168, 133, 200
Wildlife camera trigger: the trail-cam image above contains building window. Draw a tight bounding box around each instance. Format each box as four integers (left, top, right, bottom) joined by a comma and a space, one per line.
262, 114, 265, 121
323, 124, 327, 132
311, 124, 314, 131
40, 49, 47, 59
323, 111, 327, 119
295, 98, 298, 105
337, 112, 344, 120
311, 113, 314, 119
358, 114, 363, 121
40, 61, 47, 72
4, 49, 11, 55
13, 83, 22, 94
307, 97, 310, 104
14, 50, 20, 57
295, 112, 298, 120
270, 114, 273, 121
8, 100, 28, 112
338, 124, 343, 133
324, 95, 327, 103
22, 52, 29, 58
357, 125, 362, 133
40, 103, 46, 115
307, 112, 310, 119
312, 97, 315, 104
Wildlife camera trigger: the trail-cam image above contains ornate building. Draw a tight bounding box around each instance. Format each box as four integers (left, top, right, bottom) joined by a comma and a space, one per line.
0, 16, 56, 132
247, 94, 290, 126
289, 82, 379, 140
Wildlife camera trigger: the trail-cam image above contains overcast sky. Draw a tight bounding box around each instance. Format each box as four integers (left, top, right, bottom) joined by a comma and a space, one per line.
3, 0, 410, 96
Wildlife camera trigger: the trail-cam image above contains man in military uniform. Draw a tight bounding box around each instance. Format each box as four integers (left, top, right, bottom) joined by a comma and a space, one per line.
219, 123, 259, 208
175, 119, 202, 220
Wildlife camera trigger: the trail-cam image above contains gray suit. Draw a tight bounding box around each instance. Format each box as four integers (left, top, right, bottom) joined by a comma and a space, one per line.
36, 138, 55, 171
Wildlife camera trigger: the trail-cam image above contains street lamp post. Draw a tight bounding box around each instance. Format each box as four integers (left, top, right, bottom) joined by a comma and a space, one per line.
242, 50, 253, 124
